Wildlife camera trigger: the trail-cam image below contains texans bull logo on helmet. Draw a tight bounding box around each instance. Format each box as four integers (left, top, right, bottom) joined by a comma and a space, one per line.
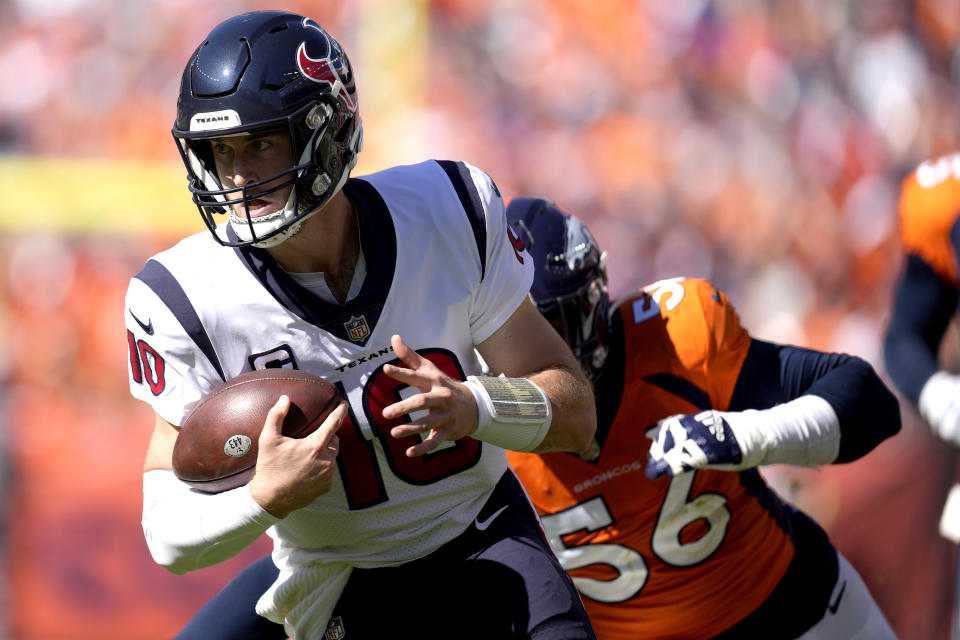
297, 18, 357, 111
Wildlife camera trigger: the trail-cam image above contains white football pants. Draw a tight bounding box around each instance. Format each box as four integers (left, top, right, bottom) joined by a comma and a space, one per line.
797, 552, 897, 640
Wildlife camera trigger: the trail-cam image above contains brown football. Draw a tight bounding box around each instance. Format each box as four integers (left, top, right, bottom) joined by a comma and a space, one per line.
172, 369, 340, 493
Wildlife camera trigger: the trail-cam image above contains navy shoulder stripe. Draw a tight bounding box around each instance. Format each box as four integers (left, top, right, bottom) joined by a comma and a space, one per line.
437, 160, 487, 279
643, 373, 712, 411
951, 214, 960, 262
134, 259, 225, 382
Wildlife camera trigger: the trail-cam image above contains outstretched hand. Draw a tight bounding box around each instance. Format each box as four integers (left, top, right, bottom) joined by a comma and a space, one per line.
382, 334, 479, 457
645, 410, 744, 479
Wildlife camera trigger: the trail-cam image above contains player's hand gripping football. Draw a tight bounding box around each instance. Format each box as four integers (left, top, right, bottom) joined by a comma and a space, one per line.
645, 410, 744, 479
382, 334, 480, 457
248, 395, 347, 518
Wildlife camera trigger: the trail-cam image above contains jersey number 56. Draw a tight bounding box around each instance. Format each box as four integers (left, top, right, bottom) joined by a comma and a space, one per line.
539, 471, 731, 603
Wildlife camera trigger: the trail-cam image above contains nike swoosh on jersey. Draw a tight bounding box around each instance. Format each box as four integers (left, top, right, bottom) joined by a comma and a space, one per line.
827, 580, 846, 614
474, 505, 508, 531
129, 309, 154, 335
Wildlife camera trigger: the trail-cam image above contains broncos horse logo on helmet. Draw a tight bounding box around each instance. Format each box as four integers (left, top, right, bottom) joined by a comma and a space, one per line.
505, 197, 610, 382
172, 11, 363, 248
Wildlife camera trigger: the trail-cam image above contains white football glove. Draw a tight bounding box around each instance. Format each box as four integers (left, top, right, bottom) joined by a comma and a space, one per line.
918, 371, 960, 446
645, 410, 760, 479
645, 396, 840, 479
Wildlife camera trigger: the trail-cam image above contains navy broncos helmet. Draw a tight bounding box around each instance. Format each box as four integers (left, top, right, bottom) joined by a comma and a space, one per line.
172, 11, 363, 248
506, 198, 609, 382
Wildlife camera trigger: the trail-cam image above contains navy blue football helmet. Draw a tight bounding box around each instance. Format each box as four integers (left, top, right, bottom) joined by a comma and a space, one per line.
172, 11, 363, 247
506, 198, 609, 382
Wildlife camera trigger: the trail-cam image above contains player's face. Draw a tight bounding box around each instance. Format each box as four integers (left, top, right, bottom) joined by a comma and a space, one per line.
211, 132, 294, 219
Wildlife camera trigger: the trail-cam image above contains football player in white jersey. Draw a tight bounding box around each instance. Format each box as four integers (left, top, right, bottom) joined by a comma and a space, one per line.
126, 11, 597, 640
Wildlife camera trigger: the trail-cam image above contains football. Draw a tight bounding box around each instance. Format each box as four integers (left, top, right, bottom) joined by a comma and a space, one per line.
172, 369, 341, 493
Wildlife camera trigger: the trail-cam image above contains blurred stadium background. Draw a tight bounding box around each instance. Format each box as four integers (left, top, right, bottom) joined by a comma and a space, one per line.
0, 0, 958, 638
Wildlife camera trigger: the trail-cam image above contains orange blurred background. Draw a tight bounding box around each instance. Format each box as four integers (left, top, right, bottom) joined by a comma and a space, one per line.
1, 0, 959, 638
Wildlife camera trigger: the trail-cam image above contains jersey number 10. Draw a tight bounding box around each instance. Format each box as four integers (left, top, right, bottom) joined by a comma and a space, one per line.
334, 348, 483, 509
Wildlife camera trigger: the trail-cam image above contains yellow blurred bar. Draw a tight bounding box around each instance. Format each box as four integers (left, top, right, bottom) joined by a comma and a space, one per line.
0, 155, 197, 234
355, 0, 428, 170
357, 0, 427, 112
0, 0, 428, 235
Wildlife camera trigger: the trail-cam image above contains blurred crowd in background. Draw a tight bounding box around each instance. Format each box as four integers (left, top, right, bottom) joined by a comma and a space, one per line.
1, 0, 959, 638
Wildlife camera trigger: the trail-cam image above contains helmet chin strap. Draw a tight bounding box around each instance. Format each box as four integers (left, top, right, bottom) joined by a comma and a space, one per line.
228, 130, 322, 248
232, 135, 356, 248
229, 187, 318, 248
250, 219, 305, 248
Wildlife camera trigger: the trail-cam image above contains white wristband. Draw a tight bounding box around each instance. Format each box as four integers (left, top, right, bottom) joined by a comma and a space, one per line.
142, 469, 278, 574
464, 375, 553, 452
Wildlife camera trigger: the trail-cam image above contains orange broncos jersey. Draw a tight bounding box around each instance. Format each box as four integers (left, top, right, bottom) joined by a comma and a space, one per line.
509, 278, 797, 639
898, 151, 960, 287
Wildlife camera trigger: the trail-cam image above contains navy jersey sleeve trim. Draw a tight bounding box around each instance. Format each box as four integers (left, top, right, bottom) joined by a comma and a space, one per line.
437, 160, 487, 279
883, 253, 959, 404
730, 339, 900, 463
134, 259, 226, 382
643, 373, 712, 411
951, 213, 960, 268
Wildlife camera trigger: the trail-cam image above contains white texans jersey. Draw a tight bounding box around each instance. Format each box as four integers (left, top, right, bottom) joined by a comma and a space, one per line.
125, 160, 533, 568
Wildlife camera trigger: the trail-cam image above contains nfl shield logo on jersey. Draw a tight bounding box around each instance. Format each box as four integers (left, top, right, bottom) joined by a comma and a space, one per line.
324, 616, 346, 639
344, 315, 370, 342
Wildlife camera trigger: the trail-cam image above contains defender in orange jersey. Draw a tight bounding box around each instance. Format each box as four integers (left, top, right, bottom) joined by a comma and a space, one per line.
507, 198, 900, 639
